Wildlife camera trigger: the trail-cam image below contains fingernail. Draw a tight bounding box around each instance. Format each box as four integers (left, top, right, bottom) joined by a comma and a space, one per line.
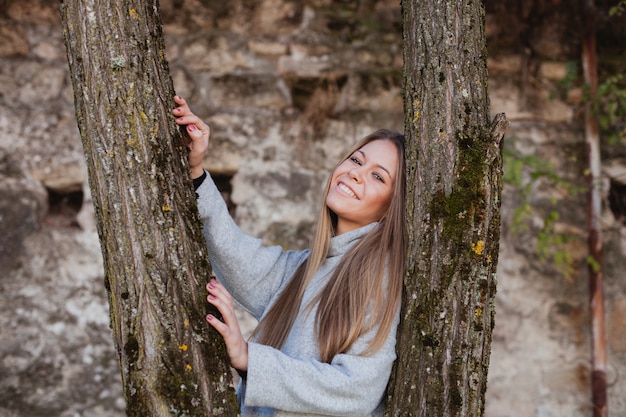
188, 124, 197, 132
206, 314, 214, 321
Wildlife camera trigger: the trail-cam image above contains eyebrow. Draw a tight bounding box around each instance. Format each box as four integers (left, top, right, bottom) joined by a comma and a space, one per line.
356, 149, 392, 178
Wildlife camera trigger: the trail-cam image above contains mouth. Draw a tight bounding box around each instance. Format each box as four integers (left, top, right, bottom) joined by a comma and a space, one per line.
337, 182, 358, 199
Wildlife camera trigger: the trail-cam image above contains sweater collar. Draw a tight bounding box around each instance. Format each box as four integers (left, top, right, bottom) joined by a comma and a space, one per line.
327, 222, 377, 258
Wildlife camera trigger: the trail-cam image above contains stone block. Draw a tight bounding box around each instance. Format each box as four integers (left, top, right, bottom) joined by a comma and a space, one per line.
210, 73, 291, 110
539, 61, 570, 81
0, 20, 29, 57
183, 35, 250, 75
278, 54, 332, 78
0, 151, 47, 272
248, 39, 289, 57
18, 66, 67, 104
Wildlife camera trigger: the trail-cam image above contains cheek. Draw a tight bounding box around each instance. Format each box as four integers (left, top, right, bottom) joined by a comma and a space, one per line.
380, 192, 392, 215
371, 190, 393, 218
331, 161, 349, 177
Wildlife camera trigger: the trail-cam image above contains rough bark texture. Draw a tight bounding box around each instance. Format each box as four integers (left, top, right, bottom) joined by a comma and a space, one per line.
386, 1, 507, 415
60, 1, 239, 416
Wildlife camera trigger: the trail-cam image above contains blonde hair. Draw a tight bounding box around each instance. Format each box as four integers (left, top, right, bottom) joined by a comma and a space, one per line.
252, 130, 406, 363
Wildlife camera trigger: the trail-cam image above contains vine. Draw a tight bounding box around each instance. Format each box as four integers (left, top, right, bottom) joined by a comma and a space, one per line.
609, 0, 626, 16
592, 72, 626, 144
503, 139, 585, 280
508, 1, 626, 279
596, 1, 626, 144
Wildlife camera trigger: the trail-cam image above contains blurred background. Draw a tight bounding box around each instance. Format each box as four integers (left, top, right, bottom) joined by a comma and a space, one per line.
0, 0, 625, 416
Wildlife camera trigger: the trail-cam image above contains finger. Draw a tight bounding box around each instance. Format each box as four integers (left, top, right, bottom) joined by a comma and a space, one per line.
173, 95, 189, 108
206, 279, 231, 300
206, 284, 233, 312
206, 281, 237, 322
186, 122, 210, 140
175, 115, 209, 136
172, 98, 199, 121
207, 286, 231, 304
205, 295, 238, 339
172, 98, 190, 116
206, 313, 228, 336
206, 298, 235, 335
174, 114, 201, 126
172, 105, 187, 115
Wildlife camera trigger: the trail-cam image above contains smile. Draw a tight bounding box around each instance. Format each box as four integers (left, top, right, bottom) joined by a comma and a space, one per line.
337, 182, 358, 199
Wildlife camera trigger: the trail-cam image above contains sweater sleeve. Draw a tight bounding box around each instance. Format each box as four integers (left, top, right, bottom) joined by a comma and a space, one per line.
243, 310, 400, 416
195, 171, 309, 319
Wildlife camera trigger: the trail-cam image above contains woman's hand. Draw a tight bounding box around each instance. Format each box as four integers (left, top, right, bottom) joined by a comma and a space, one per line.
206, 279, 249, 371
172, 96, 210, 179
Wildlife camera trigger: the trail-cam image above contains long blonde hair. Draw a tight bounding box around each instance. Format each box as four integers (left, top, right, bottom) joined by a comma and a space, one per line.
252, 130, 406, 363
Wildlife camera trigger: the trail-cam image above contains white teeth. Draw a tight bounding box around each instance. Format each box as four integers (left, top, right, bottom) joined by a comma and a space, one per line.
338, 183, 357, 199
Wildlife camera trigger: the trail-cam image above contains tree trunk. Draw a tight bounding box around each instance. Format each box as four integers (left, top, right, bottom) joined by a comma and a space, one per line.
386, 1, 507, 415
60, 1, 239, 415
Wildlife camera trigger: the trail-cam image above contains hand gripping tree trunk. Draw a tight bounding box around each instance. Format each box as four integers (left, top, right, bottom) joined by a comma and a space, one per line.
386, 1, 507, 416
60, 1, 239, 415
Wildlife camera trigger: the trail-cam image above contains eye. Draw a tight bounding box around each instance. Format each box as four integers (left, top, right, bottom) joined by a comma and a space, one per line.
349, 156, 362, 165
373, 172, 385, 183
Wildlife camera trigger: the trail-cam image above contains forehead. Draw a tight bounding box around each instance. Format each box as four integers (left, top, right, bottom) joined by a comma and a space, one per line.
357, 140, 399, 177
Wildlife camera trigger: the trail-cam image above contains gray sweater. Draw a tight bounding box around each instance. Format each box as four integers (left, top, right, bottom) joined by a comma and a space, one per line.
196, 172, 399, 417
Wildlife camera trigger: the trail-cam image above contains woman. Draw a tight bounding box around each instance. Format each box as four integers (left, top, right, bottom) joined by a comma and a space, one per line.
173, 95, 406, 416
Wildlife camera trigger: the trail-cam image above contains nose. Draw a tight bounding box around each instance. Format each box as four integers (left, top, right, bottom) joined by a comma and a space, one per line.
348, 167, 363, 183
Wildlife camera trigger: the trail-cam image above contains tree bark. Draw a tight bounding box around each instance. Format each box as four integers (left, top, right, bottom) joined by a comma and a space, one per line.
60, 0, 239, 415
387, 1, 506, 415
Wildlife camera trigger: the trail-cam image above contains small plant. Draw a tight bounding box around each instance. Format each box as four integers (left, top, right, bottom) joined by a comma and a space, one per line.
593, 72, 626, 144
503, 139, 585, 280
551, 60, 579, 101
609, 0, 626, 16
535, 210, 576, 280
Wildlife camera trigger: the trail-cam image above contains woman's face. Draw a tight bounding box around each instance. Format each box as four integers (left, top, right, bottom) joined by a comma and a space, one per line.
326, 139, 398, 235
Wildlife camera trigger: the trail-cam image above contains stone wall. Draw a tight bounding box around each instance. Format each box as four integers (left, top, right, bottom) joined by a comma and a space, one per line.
0, 1, 625, 416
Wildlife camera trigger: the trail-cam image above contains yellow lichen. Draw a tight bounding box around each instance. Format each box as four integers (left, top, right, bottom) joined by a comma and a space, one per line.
471, 240, 484, 255
162, 205, 171, 212
129, 8, 139, 20
186, 364, 192, 371
474, 307, 483, 319
412, 99, 420, 123
179, 344, 188, 351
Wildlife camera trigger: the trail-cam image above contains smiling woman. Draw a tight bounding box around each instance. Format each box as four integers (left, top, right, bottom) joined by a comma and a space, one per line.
173, 95, 406, 417
326, 139, 399, 235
